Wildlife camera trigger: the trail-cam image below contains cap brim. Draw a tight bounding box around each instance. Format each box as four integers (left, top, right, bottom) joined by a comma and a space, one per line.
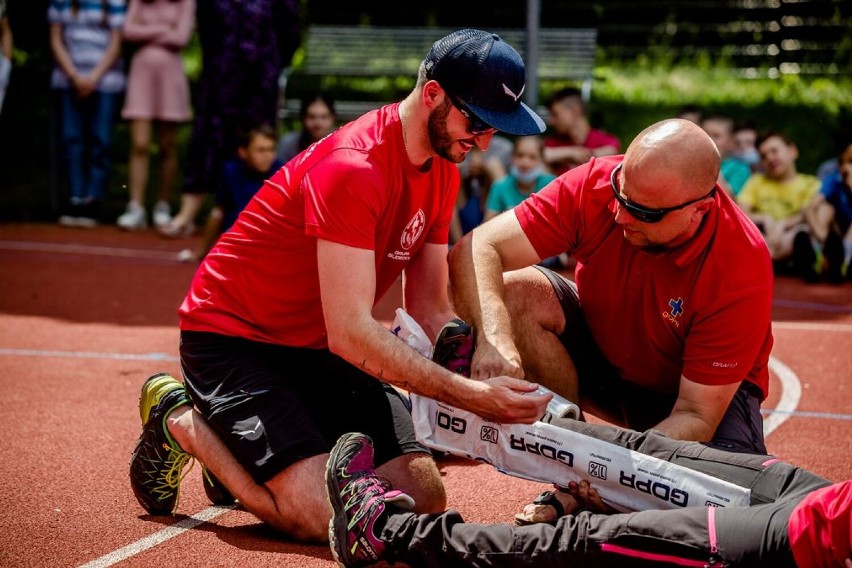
464, 100, 546, 136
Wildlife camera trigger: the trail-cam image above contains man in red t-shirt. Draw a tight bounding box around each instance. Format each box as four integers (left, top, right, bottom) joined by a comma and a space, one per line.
128, 29, 552, 541
543, 86, 621, 176
449, 118, 773, 460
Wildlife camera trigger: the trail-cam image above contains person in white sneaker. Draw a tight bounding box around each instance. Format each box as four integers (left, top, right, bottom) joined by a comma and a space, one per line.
117, 0, 194, 231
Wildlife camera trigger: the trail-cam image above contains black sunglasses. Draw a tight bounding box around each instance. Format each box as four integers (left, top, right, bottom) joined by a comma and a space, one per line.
610, 163, 716, 224
447, 94, 495, 135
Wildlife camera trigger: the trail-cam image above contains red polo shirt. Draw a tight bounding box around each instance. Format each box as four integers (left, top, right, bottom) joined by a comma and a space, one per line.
514, 156, 773, 397
179, 103, 458, 349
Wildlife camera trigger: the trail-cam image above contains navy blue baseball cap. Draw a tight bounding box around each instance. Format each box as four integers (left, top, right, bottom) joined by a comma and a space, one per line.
424, 29, 546, 136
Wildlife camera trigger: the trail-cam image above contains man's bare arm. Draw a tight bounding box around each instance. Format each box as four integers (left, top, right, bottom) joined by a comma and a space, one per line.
448, 211, 540, 379
653, 377, 741, 441
316, 239, 548, 424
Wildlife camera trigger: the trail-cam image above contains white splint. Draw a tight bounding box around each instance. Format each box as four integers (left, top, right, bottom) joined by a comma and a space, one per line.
410, 393, 751, 513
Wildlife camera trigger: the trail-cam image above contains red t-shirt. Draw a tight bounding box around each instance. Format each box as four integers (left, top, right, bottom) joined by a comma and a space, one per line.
179, 104, 459, 348
545, 128, 622, 175
514, 156, 773, 397
789, 481, 852, 568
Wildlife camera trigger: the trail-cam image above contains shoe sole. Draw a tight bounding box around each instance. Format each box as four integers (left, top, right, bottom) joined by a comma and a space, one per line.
326, 433, 365, 568
139, 372, 182, 423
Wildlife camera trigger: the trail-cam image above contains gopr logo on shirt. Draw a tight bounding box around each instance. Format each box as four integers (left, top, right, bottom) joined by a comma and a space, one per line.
662, 297, 684, 328
400, 209, 426, 250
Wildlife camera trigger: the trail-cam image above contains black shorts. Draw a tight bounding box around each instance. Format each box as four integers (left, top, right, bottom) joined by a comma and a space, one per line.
534, 265, 766, 454
179, 330, 429, 484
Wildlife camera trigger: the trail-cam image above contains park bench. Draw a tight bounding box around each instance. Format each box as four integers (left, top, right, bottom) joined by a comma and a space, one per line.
281, 25, 598, 123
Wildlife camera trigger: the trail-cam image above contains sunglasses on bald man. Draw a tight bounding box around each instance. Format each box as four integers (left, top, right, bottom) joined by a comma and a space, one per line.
610, 163, 716, 224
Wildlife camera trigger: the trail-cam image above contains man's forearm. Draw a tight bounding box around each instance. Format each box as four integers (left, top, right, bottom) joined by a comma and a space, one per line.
330, 314, 474, 408
652, 410, 717, 442
448, 235, 512, 346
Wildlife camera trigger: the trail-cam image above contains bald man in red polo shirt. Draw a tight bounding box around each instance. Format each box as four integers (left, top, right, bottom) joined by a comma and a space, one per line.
449, 118, 773, 456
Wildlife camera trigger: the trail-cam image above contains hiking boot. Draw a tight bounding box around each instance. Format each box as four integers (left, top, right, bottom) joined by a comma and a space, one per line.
326, 433, 415, 568
130, 373, 194, 515
202, 466, 236, 506
432, 318, 474, 377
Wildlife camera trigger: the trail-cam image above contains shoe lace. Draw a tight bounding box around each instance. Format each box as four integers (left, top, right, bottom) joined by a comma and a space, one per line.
342, 475, 391, 530
145, 442, 195, 504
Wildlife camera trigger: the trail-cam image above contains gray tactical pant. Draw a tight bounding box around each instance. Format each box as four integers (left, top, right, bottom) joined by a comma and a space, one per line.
383, 419, 830, 567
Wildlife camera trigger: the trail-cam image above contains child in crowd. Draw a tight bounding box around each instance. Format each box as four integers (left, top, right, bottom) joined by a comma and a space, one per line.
675, 103, 703, 125
277, 92, 336, 164
116, 0, 195, 231
450, 135, 514, 243
701, 113, 751, 196
544, 87, 620, 176
50, 0, 126, 227
485, 136, 565, 268
804, 135, 852, 283
484, 136, 555, 221
737, 130, 821, 279
178, 124, 282, 262
733, 119, 761, 173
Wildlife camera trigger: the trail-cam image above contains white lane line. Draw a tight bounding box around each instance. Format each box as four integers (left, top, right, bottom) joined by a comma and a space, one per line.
0, 348, 179, 362
771, 321, 852, 332
762, 409, 852, 420
764, 355, 802, 437
0, 240, 181, 261
77, 505, 238, 568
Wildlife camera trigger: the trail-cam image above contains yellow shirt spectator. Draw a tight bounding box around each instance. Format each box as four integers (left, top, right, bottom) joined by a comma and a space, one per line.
737, 173, 820, 221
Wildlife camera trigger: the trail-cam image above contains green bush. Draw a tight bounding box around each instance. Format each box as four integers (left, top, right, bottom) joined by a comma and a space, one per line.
562, 65, 852, 174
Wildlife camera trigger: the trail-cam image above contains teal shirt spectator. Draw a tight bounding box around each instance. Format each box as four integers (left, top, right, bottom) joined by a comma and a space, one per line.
721, 156, 751, 196
487, 171, 557, 214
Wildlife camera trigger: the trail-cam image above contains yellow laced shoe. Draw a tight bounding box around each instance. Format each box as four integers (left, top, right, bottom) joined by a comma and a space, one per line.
129, 373, 194, 514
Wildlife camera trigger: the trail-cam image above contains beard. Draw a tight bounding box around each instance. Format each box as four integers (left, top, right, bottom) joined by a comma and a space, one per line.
427, 99, 467, 163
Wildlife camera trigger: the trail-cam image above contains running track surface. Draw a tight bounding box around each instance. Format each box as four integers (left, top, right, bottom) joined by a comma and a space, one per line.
0, 223, 849, 568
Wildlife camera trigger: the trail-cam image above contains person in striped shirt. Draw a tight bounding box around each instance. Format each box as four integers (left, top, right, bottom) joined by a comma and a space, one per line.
49, 0, 126, 227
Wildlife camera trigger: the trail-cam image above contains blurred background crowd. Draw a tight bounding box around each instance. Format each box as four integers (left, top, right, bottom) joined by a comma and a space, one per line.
0, 0, 849, 283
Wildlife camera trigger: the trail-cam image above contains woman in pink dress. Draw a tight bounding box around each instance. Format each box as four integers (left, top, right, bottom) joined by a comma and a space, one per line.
117, 0, 194, 230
